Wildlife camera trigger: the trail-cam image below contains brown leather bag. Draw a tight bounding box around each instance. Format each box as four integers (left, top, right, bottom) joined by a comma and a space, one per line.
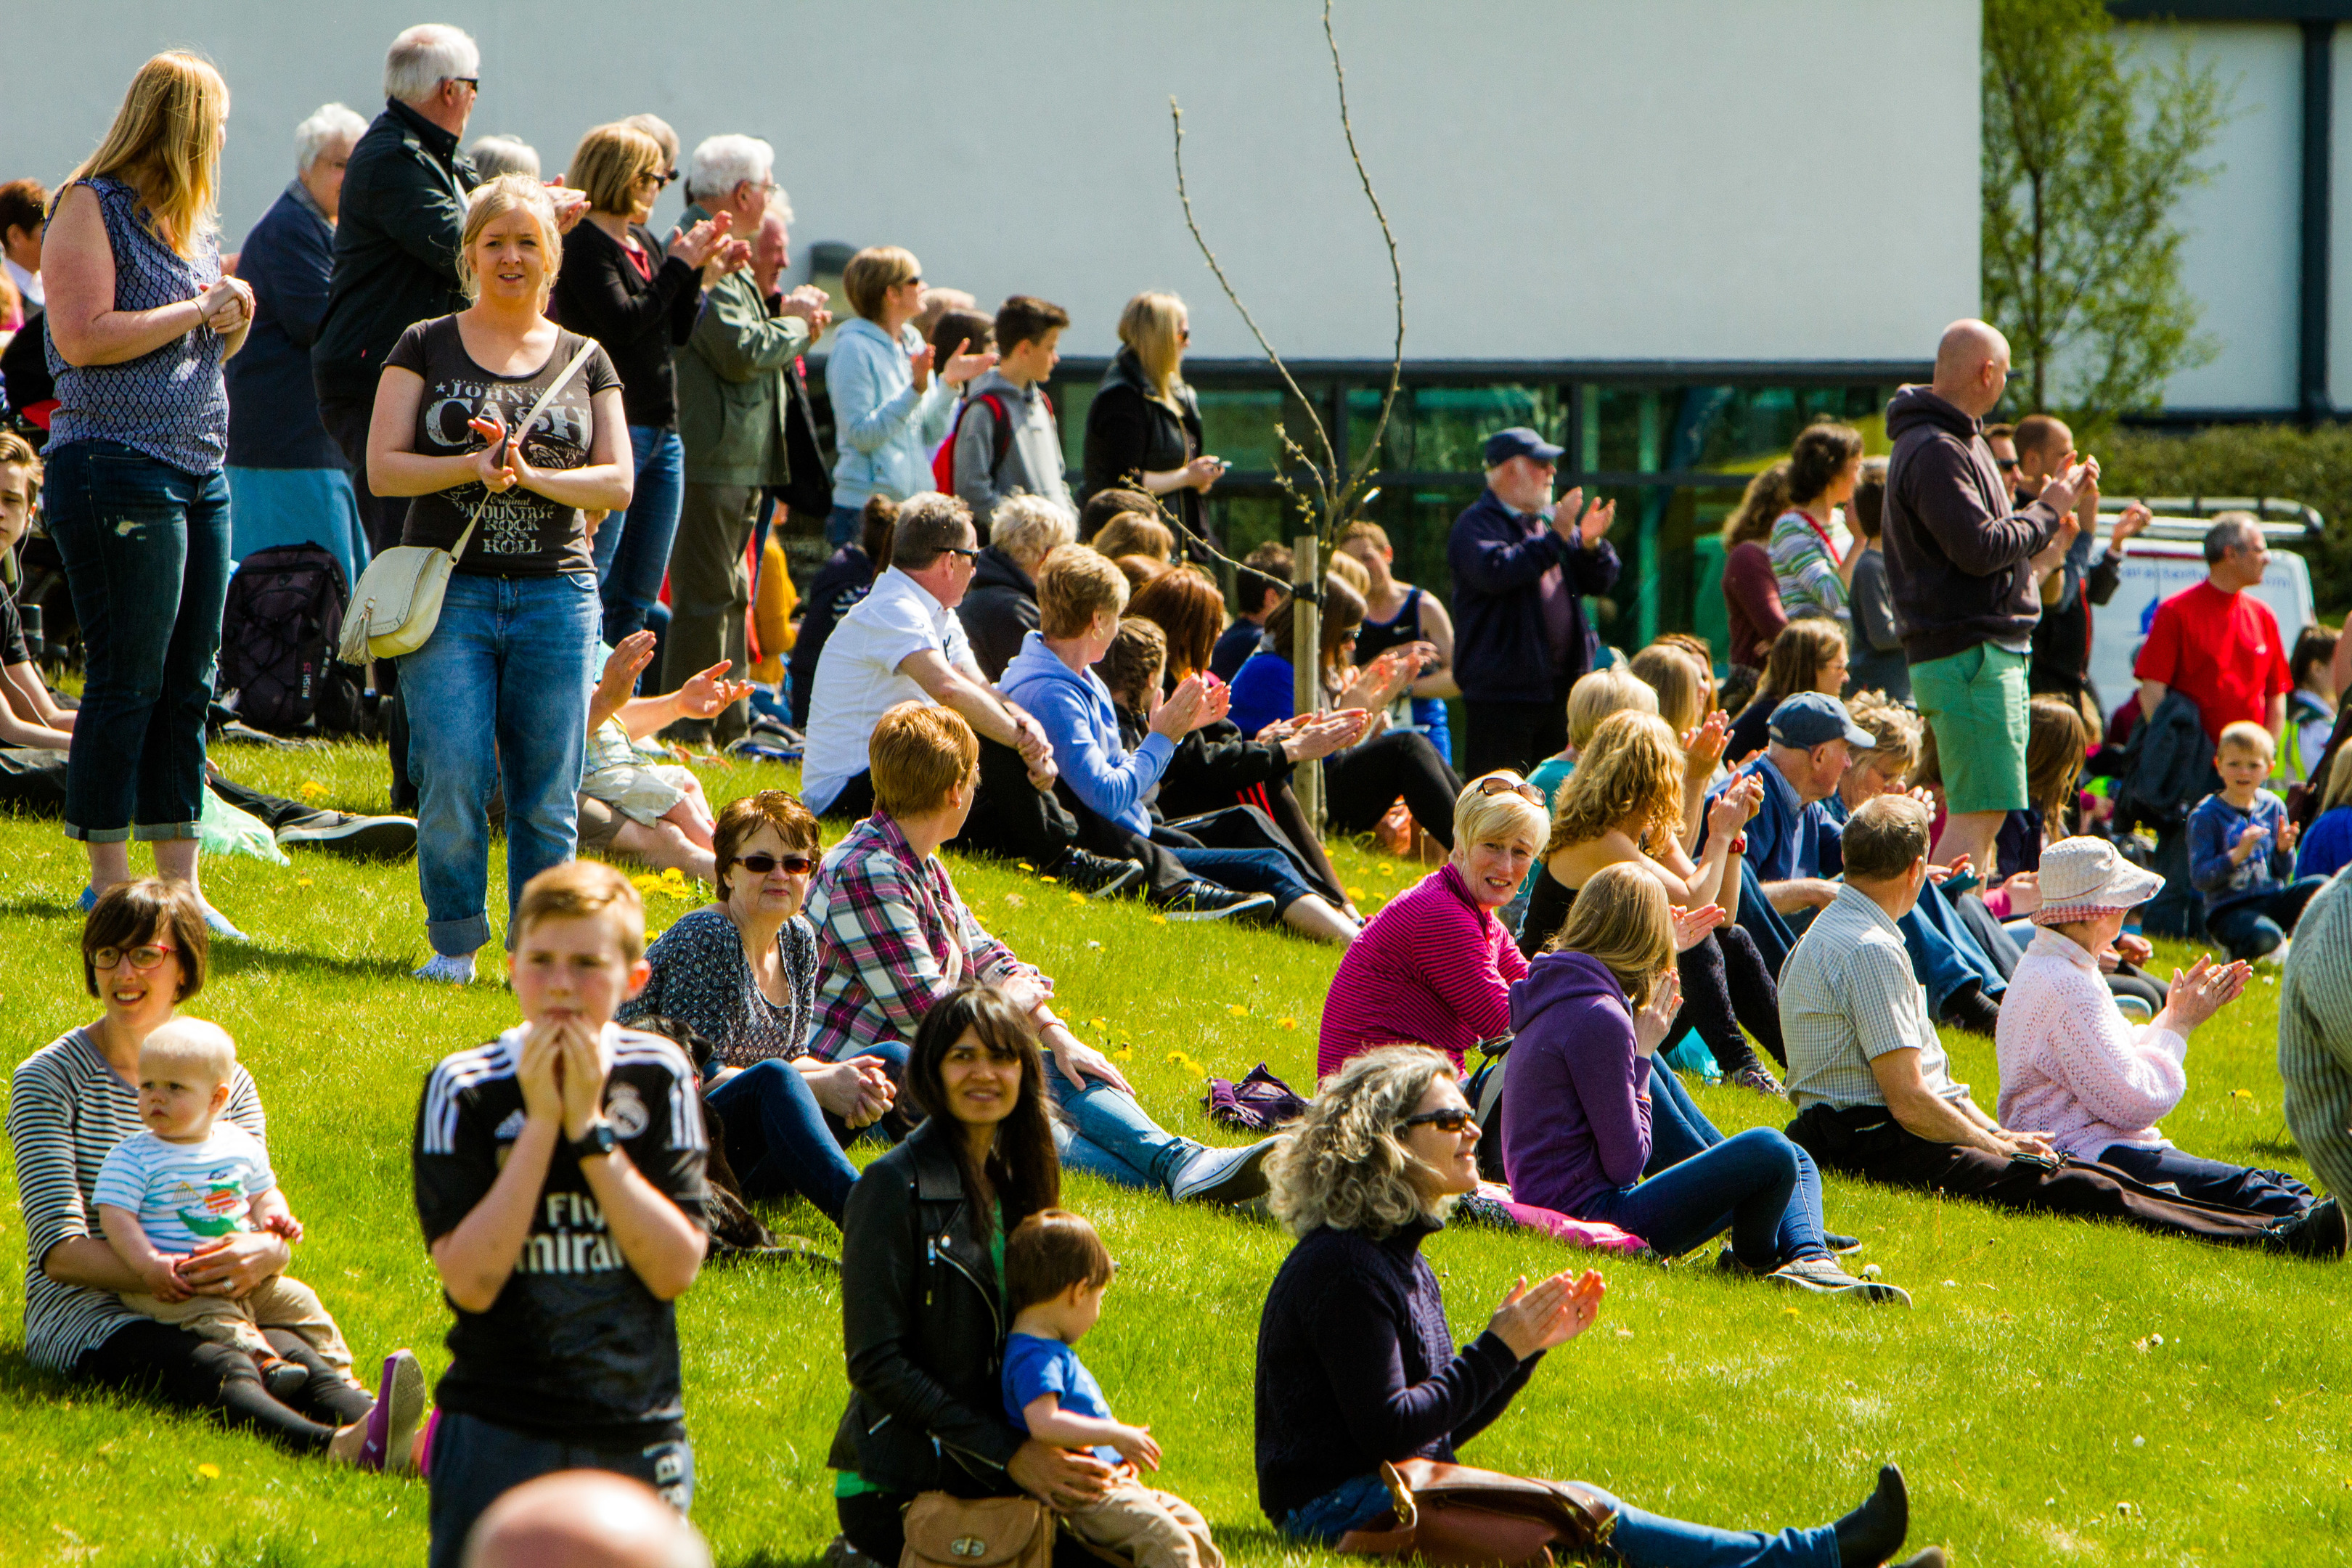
899, 1493, 1055, 1568
1334, 1458, 1620, 1567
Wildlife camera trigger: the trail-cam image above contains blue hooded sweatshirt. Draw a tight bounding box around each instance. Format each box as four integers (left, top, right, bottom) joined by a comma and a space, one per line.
998, 631, 1176, 835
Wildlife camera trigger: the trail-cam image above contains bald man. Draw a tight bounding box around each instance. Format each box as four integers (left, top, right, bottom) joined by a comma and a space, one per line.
462, 1471, 711, 1568
1880, 320, 2095, 875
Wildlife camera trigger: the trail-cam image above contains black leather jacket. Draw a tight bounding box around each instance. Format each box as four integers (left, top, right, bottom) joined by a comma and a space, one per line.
829, 1118, 1024, 1495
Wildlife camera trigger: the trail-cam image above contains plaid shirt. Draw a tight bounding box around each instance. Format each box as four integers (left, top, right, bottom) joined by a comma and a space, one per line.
1779, 884, 1972, 1111
805, 810, 1044, 1061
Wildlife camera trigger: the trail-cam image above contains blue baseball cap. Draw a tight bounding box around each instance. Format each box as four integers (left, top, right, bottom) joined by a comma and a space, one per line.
1482, 426, 1565, 467
1768, 692, 1874, 750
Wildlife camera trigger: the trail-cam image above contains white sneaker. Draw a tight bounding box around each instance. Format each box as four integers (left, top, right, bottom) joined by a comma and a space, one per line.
412, 952, 478, 985
1169, 1138, 1280, 1204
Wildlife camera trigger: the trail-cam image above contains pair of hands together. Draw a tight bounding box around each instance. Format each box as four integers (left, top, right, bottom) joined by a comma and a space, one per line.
130, 1208, 304, 1303
1146, 669, 1233, 742
1545, 487, 1615, 550
2233, 817, 2300, 862
1258, 708, 1371, 762
1628, 902, 1728, 1055
517, 1016, 617, 1141
195, 275, 255, 338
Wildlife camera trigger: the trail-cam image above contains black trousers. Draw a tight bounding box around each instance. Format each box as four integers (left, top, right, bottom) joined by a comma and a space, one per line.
1675, 925, 1782, 1073
820, 740, 1106, 878
77, 1318, 370, 1453
1787, 1104, 2281, 1247
1324, 728, 1463, 849
1463, 695, 1569, 782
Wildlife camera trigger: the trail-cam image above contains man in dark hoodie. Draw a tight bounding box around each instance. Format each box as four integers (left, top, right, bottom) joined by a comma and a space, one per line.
1881, 320, 2094, 878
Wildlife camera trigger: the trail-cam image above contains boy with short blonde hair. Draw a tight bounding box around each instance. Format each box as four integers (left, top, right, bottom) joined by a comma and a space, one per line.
412, 859, 711, 1568
2188, 721, 2332, 961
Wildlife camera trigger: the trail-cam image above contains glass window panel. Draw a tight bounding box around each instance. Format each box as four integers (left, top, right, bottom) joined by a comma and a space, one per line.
1412, 387, 1564, 474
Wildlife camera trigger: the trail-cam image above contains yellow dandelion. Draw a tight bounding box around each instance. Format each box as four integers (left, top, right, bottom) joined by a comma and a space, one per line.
297, 780, 327, 801
1148, 914, 1168, 925
1114, 1045, 1135, 1061
196, 1462, 222, 1479
1016, 862, 1036, 873
295, 878, 313, 889
1040, 875, 1060, 884
1228, 1004, 1248, 1017
1278, 1016, 1298, 1029
1067, 891, 1087, 905
1346, 886, 1365, 899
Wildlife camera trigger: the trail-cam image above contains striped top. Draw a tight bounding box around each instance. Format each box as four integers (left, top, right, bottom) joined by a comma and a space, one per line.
1779, 885, 1972, 1112
1766, 507, 1850, 629
8, 1027, 264, 1371
2280, 870, 2352, 1199
1318, 865, 1525, 1079
44, 176, 232, 474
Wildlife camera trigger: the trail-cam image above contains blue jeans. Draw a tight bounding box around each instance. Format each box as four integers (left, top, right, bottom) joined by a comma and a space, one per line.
593, 425, 686, 648
1580, 1123, 1828, 1267
1900, 881, 2006, 1012
2094, 1141, 2314, 1219
826, 502, 865, 549
1168, 844, 1316, 914
706, 1040, 910, 1222
2206, 878, 2330, 960
398, 572, 597, 955
1280, 1472, 1837, 1566
1045, 1070, 1196, 1191
44, 441, 232, 841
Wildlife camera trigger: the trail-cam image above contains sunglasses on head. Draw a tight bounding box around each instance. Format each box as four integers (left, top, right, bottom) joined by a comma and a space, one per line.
735, 852, 815, 876
1398, 1106, 1476, 1135
1476, 775, 1545, 807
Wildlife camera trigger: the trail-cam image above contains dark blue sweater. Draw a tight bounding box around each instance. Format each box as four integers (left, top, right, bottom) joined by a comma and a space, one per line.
1254, 1217, 1535, 1523
225, 183, 341, 469
1447, 488, 1619, 705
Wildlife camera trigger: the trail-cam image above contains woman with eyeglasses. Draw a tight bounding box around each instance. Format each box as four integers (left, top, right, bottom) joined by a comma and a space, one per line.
1254, 1045, 1933, 1567
621, 790, 895, 1223
550, 121, 735, 646
1318, 774, 1546, 1082
9, 880, 419, 1462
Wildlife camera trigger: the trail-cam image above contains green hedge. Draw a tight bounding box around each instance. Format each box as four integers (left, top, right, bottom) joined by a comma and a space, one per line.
2102, 424, 2352, 618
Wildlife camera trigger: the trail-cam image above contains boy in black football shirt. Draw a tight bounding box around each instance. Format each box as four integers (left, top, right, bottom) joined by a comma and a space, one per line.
412, 861, 711, 1568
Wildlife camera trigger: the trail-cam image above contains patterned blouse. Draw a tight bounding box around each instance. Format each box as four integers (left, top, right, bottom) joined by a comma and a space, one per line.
620, 906, 820, 1071
45, 176, 231, 474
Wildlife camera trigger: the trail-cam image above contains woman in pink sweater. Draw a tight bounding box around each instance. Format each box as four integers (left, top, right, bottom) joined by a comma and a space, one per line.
1995, 838, 2319, 1221
1318, 774, 1548, 1081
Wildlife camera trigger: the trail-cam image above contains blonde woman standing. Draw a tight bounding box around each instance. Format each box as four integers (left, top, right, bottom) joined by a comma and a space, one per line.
366, 176, 632, 983
41, 53, 253, 934
1082, 291, 1223, 557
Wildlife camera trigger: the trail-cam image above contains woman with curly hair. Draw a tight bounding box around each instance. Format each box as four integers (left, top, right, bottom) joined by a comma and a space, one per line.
1519, 711, 1784, 1093
1253, 1045, 1931, 1565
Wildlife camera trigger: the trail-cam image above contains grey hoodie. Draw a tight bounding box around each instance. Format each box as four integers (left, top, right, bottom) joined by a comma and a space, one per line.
952, 368, 1072, 527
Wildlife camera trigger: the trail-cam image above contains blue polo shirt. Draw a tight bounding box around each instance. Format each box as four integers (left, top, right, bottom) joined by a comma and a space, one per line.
1707, 755, 1839, 881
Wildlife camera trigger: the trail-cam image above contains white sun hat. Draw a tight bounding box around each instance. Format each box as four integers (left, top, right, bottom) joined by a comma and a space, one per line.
2031, 836, 2167, 927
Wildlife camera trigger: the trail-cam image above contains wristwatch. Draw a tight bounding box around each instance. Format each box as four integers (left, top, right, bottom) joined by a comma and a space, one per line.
569, 1120, 618, 1159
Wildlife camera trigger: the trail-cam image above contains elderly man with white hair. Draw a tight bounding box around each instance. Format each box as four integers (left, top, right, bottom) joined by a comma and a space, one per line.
666, 134, 830, 743
223, 102, 372, 587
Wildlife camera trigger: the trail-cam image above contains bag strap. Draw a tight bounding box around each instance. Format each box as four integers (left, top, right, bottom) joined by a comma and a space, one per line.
981, 391, 1013, 477
449, 337, 604, 565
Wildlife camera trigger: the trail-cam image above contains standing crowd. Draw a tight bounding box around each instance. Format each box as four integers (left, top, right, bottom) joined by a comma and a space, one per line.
9, 27, 2352, 1568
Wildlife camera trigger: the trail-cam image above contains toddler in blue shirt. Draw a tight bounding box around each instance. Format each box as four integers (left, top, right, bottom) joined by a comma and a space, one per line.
2187, 722, 2330, 960
1002, 1209, 1222, 1568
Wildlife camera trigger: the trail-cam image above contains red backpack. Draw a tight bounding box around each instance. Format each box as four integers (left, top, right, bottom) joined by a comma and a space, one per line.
931, 389, 1050, 495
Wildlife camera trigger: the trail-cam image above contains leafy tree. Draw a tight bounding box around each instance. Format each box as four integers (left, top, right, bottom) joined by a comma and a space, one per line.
1982, 0, 2234, 436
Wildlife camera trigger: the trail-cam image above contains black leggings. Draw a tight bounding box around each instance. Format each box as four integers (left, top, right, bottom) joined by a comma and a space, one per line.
1675, 925, 1784, 1074
75, 1319, 372, 1452
1323, 729, 1463, 849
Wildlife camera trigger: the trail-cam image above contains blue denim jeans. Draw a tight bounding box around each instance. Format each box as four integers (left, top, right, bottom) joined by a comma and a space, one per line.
1045, 1070, 1196, 1191
1167, 845, 1317, 914
2206, 878, 2330, 960
593, 425, 686, 648
826, 503, 865, 549
1280, 1472, 1838, 1566
44, 441, 232, 841
1580, 1122, 1828, 1267
397, 571, 597, 955
706, 1040, 910, 1222
1900, 880, 2006, 1012
2094, 1140, 2314, 1219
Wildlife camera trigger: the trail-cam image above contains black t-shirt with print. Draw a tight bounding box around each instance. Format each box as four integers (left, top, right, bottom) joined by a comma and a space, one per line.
412, 1024, 710, 1442
385, 316, 621, 577
0, 578, 29, 668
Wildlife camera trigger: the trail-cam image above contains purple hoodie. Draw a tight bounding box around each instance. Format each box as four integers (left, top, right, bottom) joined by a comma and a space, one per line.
1500, 950, 1651, 1216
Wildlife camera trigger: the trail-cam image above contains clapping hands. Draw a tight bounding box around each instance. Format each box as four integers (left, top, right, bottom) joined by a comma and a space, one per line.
1487, 1269, 1607, 1359
2163, 952, 2252, 1031
675, 660, 755, 721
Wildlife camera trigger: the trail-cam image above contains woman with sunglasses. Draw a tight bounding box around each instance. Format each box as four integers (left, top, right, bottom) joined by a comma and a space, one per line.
9, 880, 421, 1463
550, 121, 737, 647
622, 791, 895, 1223
1256, 1045, 1934, 1567
1318, 773, 1546, 1082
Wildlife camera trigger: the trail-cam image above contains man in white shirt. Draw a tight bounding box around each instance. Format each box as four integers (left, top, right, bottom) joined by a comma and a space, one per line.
799, 493, 1144, 894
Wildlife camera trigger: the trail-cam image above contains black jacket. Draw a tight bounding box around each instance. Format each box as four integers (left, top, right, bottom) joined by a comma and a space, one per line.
788, 544, 875, 729
1081, 346, 1211, 555
830, 1118, 1025, 1496
956, 547, 1040, 682
225, 183, 340, 468
1447, 487, 1619, 704
313, 99, 478, 407
775, 311, 833, 517
550, 220, 701, 429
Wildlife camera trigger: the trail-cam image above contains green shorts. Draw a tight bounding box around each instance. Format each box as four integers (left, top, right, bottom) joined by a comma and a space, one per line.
1911, 643, 2029, 815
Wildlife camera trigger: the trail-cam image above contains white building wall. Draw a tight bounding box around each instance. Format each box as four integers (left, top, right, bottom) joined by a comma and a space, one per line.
9, 0, 1978, 365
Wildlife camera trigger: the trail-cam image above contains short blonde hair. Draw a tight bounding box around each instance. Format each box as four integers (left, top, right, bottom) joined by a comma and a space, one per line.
1324, 550, 1371, 599
139, 1018, 236, 1087
1266, 1045, 1458, 1240
1091, 512, 1173, 564
1036, 544, 1130, 639
515, 860, 645, 964
987, 494, 1077, 568
845, 245, 920, 322
1566, 666, 1659, 751
65, 52, 229, 256
2218, 720, 2274, 759
1546, 862, 1675, 1009
568, 122, 664, 215
1454, 772, 1547, 857
1116, 291, 1188, 404
870, 701, 979, 818
457, 175, 562, 305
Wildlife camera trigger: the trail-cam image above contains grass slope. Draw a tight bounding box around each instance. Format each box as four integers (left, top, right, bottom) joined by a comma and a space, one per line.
1, 744, 2346, 1567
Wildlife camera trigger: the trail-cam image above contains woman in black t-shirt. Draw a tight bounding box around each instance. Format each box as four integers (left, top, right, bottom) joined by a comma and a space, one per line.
367, 175, 632, 984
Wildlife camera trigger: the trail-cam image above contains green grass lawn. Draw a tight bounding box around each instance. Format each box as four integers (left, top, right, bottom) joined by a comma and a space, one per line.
2, 743, 2348, 1567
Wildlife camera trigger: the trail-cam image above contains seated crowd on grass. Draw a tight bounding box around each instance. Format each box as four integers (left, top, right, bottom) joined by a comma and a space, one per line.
14, 30, 2352, 1568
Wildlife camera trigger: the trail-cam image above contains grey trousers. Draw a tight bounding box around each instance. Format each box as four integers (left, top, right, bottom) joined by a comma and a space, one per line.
662, 481, 758, 738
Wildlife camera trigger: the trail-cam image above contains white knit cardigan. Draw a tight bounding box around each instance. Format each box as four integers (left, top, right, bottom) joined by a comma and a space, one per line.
1994, 928, 2186, 1159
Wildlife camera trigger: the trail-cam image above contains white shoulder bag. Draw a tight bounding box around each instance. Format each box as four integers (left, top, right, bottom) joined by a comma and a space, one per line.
339, 338, 604, 664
